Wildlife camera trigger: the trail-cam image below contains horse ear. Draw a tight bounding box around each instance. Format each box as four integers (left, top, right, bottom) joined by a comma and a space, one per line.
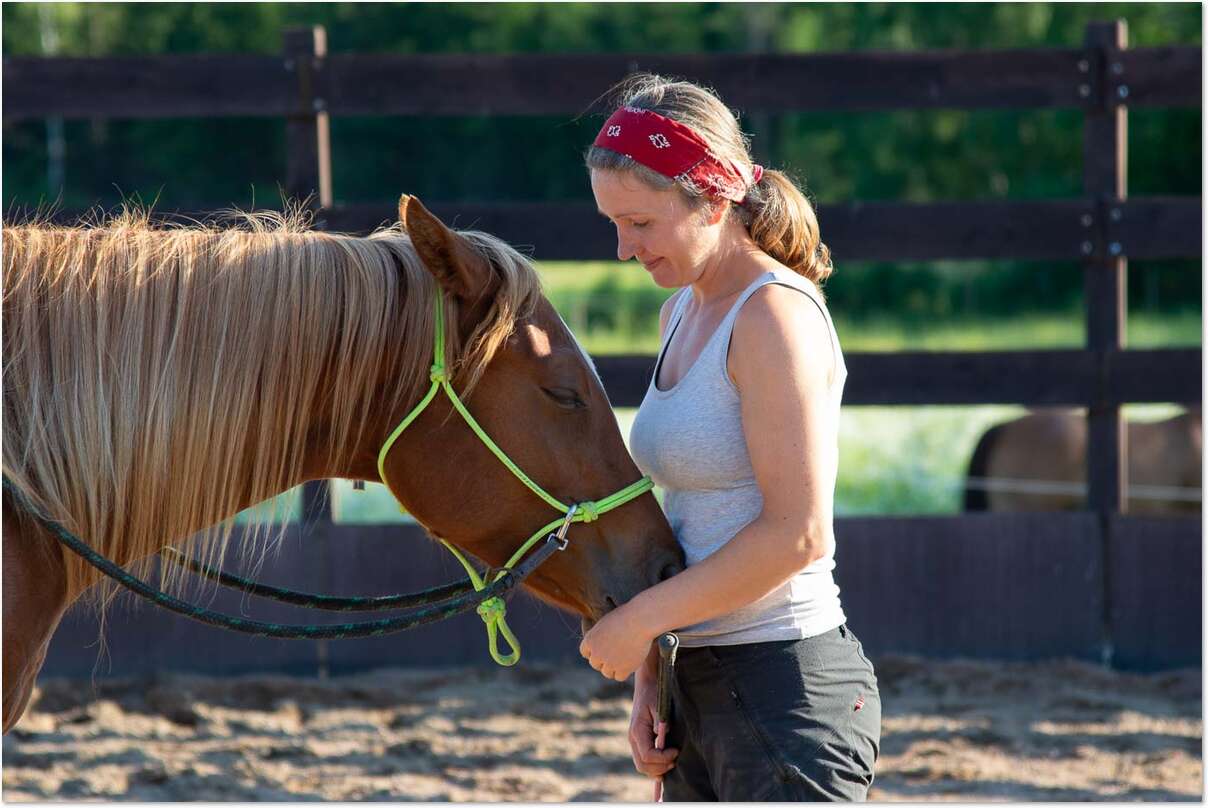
398, 194, 495, 301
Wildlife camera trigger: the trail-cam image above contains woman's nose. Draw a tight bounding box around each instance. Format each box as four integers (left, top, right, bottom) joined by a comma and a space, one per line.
616, 237, 636, 262
615, 224, 640, 262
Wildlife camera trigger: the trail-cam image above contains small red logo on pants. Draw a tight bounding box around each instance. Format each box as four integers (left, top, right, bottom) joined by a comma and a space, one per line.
854, 695, 865, 711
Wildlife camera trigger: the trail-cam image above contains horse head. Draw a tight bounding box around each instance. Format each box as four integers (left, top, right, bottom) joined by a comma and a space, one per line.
373, 196, 683, 624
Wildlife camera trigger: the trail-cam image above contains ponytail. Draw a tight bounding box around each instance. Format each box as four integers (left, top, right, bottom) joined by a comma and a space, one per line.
742, 169, 833, 286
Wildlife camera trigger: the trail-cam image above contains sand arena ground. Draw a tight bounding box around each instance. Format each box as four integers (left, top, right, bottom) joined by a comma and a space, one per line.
3, 654, 1201, 802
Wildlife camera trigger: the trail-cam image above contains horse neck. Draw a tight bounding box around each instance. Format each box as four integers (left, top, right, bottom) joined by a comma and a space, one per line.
6, 228, 423, 600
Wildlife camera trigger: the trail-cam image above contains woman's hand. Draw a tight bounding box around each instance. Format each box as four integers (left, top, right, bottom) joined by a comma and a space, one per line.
579, 602, 656, 681
629, 668, 679, 778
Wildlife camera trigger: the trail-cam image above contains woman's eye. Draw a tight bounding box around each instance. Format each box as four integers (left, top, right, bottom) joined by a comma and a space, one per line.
543, 387, 587, 409
632, 221, 650, 229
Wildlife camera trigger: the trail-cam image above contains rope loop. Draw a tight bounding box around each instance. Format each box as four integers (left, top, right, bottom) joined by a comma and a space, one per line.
476, 596, 507, 623
577, 501, 600, 523
429, 363, 450, 384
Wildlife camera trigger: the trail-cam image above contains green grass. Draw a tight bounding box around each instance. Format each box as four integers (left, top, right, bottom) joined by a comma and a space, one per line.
536, 260, 1203, 353
827, 309, 1202, 352
244, 401, 1189, 525
562, 308, 1204, 355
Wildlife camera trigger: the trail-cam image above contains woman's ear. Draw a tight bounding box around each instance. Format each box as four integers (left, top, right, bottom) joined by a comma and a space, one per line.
703, 196, 728, 226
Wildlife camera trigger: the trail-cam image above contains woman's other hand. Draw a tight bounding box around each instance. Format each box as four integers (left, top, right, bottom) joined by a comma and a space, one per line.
629, 664, 679, 778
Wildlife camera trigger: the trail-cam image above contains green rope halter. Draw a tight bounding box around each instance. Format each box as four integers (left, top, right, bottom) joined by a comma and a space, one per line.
376, 287, 654, 665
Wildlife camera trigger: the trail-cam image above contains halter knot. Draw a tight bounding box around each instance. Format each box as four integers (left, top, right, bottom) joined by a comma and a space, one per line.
476, 596, 506, 623
577, 501, 600, 523
429, 363, 450, 384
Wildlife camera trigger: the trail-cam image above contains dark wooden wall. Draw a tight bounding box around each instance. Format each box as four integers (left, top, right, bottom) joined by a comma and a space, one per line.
41, 511, 1199, 678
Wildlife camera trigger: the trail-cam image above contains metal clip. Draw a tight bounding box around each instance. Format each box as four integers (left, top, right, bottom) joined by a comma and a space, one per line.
548, 503, 579, 551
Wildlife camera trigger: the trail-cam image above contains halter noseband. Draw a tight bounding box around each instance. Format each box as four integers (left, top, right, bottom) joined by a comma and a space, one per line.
375, 286, 655, 665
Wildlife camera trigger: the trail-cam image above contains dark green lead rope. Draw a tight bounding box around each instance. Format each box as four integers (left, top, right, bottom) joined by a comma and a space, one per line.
1, 475, 556, 640
161, 547, 476, 612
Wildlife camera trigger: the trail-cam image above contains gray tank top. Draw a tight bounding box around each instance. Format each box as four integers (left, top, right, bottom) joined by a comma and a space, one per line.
629, 267, 847, 647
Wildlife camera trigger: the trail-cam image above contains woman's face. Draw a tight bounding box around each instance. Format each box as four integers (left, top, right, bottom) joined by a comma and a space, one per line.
590, 168, 720, 289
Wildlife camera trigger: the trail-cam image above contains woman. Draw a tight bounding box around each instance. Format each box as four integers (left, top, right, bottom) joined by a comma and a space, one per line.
577, 74, 881, 801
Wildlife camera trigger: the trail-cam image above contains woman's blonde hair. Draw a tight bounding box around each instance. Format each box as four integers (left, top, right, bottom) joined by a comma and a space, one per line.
585, 73, 833, 287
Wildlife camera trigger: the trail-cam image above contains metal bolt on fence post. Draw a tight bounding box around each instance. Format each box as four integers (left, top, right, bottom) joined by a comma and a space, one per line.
1110, 208, 1122, 222
1110, 62, 1124, 75
1117, 85, 1129, 100
1078, 59, 1089, 73
1079, 84, 1091, 98
284, 58, 295, 71
1081, 241, 1094, 256
313, 98, 327, 112
1081, 214, 1094, 228
1108, 242, 1122, 256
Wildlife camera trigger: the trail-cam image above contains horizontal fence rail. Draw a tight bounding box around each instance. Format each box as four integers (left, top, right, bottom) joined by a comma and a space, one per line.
597, 348, 1202, 408
25, 197, 1203, 262
3, 46, 1200, 121
331, 197, 1204, 261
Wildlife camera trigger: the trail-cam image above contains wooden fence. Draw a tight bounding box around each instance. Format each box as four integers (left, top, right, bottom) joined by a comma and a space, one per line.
6, 20, 1200, 673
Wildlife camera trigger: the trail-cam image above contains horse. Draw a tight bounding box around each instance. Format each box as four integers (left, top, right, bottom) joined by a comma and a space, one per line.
963, 406, 1202, 514
1, 195, 684, 732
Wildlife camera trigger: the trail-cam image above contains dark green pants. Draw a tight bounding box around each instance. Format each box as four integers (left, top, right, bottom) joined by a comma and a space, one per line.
662, 624, 881, 801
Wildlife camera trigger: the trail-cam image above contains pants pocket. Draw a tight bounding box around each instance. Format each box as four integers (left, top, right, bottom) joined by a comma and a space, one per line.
720, 632, 880, 801
841, 624, 879, 681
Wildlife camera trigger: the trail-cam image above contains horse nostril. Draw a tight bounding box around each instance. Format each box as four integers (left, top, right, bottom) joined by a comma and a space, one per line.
658, 560, 685, 582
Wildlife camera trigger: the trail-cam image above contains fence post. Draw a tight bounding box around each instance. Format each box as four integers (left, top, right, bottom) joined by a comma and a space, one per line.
283, 25, 332, 213
743, 6, 777, 168
1082, 19, 1129, 668
284, 25, 335, 677
283, 25, 335, 525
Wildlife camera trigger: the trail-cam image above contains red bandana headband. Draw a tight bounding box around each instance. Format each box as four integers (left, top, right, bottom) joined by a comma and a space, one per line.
592, 106, 763, 203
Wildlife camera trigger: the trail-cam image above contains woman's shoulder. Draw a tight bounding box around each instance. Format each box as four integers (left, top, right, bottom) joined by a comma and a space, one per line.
758, 263, 825, 300
735, 265, 829, 332
733, 281, 829, 343
729, 270, 836, 388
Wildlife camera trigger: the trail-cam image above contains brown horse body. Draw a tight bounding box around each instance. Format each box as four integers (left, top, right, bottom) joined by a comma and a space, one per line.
963, 406, 1202, 514
2, 197, 682, 732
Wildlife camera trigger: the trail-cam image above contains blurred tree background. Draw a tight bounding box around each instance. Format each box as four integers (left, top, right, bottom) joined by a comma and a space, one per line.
3, 2, 1201, 327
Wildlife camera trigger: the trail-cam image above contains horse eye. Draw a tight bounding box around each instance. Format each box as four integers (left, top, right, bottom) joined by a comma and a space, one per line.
542, 387, 587, 410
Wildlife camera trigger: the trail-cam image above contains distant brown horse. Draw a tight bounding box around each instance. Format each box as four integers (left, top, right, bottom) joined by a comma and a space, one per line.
1, 196, 682, 732
963, 407, 1202, 514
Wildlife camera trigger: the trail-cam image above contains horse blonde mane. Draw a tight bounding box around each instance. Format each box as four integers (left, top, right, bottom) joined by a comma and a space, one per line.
2, 206, 543, 616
